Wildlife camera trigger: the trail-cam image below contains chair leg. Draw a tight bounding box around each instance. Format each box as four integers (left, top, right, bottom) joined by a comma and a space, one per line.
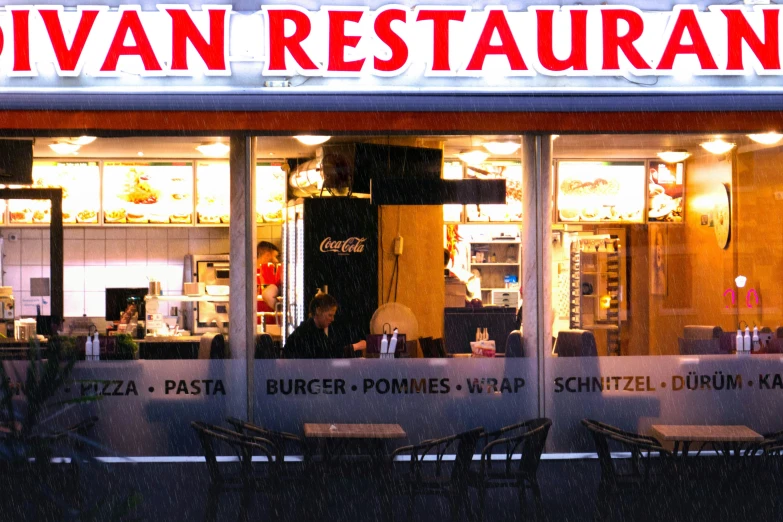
479, 485, 486, 522
204, 486, 220, 522
531, 479, 544, 521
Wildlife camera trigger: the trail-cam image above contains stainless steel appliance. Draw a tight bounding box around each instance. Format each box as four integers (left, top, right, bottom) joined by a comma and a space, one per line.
184, 255, 230, 334
0, 285, 15, 339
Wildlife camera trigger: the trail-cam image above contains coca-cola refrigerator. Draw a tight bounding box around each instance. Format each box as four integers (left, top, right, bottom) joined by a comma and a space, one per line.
283, 197, 378, 348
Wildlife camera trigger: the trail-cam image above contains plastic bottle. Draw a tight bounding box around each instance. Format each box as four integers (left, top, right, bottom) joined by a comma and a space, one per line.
752, 327, 760, 353
380, 334, 389, 354
85, 335, 93, 361
482, 328, 489, 341
475, 328, 482, 342
743, 327, 751, 352
389, 329, 399, 355
736, 330, 743, 354
93, 332, 101, 361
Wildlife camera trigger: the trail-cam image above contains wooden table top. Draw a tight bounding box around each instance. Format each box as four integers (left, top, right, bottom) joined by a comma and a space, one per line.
304, 423, 406, 439
651, 424, 764, 443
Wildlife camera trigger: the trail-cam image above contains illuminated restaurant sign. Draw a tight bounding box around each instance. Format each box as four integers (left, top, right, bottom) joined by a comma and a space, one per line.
2, 4, 783, 82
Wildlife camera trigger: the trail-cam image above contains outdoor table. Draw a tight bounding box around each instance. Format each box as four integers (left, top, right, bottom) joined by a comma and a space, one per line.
650, 424, 763, 458
304, 423, 406, 465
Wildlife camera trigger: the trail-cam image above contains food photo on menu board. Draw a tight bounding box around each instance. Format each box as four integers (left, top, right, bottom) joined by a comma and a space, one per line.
196, 162, 230, 224
648, 162, 684, 223
8, 162, 100, 225
256, 165, 285, 223
196, 163, 286, 225
103, 162, 193, 224
465, 162, 523, 222
556, 161, 646, 223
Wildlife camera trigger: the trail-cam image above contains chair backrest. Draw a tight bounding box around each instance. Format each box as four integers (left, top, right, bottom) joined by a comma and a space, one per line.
199, 333, 226, 359
554, 330, 597, 357
451, 427, 485, 481
255, 333, 277, 359
683, 325, 723, 340
505, 331, 525, 357
433, 338, 448, 358
481, 418, 551, 476
678, 337, 720, 355
419, 337, 436, 358
225, 416, 301, 463
191, 421, 277, 484
581, 419, 665, 488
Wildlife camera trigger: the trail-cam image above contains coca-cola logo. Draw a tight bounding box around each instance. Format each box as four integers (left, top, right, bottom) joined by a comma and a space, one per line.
320, 237, 367, 255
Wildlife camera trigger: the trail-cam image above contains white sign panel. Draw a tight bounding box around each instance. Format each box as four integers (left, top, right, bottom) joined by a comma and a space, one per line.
1, 4, 783, 92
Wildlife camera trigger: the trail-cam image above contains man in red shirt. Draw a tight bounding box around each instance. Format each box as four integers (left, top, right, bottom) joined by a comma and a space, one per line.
257, 241, 281, 326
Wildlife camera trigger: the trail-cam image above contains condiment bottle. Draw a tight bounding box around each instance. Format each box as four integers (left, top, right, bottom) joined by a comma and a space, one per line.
93, 332, 101, 361
85, 335, 93, 361
743, 327, 751, 352
736, 330, 743, 354
752, 327, 760, 352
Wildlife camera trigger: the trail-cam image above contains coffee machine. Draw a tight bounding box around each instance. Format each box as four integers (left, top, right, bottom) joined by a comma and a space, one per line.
0, 287, 15, 339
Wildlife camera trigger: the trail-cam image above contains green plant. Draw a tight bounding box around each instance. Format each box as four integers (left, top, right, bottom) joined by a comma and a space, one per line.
114, 334, 139, 360
0, 340, 141, 520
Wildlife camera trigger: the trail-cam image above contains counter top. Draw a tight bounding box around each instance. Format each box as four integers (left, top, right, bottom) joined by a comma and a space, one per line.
140, 336, 203, 343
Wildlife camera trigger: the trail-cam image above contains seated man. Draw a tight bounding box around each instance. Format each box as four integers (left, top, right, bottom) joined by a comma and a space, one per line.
284, 293, 366, 359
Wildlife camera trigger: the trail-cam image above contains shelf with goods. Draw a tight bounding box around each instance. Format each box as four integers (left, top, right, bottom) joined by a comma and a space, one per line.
569, 238, 623, 355
468, 241, 522, 306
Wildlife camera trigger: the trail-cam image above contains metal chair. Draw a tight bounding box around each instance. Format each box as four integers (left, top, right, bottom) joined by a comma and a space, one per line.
387, 427, 484, 522
467, 418, 552, 522
225, 417, 308, 464
191, 421, 281, 522
582, 419, 675, 521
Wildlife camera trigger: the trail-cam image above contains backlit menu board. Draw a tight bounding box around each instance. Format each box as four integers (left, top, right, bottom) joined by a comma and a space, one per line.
9, 162, 100, 224
256, 165, 286, 223
103, 162, 193, 224
556, 161, 646, 223
196, 162, 286, 224
648, 162, 684, 223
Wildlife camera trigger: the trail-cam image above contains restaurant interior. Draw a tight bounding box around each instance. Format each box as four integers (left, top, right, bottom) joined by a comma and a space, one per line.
0, 132, 778, 359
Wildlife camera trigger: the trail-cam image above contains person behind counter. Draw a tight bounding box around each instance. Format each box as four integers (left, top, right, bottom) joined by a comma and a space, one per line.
284, 293, 367, 359
257, 241, 281, 325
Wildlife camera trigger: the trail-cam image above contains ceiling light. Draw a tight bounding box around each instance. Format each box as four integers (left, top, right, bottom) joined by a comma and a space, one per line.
747, 132, 783, 145
656, 151, 691, 163
735, 275, 747, 288
294, 136, 331, 146
68, 136, 96, 146
483, 141, 521, 155
49, 142, 80, 154
456, 150, 489, 165
196, 142, 230, 156
700, 139, 735, 155
137, 151, 144, 157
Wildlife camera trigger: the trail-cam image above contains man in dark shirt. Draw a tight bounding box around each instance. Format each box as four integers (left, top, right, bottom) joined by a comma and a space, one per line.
284, 293, 366, 359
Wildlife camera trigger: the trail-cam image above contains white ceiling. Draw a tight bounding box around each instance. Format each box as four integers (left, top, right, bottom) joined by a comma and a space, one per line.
31, 133, 766, 162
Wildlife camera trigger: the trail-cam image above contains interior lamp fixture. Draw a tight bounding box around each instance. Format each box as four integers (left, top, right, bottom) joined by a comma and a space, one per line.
294, 136, 331, 146
457, 150, 489, 165
735, 275, 747, 288
482, 141, 521, 155
747, 132, 783, 145
700, 139, 735, 155
196, 142, 230, 156
49, 142, 81, 154
68, 136, 96, 146
656, 150, 691, 163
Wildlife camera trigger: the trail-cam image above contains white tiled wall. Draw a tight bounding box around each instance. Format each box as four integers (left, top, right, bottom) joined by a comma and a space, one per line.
0, 225, 282, 320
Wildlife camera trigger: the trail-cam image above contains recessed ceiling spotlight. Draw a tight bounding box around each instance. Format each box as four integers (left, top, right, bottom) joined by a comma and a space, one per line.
294, 136, 331, 146
137, 151, 144, 157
